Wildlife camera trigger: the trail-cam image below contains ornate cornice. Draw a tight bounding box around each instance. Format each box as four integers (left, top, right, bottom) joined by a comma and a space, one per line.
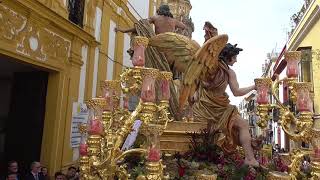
6, 0, 98, 46
0, 4, 72, 62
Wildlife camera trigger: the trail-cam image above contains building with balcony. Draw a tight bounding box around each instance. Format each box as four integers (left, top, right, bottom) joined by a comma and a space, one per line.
0, 0, 163, 176
286, 0, 320, 115
270, 0, 320, 151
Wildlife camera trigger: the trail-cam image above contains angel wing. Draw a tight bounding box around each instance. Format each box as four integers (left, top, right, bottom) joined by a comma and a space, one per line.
149, 33, 228, 109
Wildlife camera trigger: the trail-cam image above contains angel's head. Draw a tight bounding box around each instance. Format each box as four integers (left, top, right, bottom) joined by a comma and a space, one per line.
157, 5, 173, 18
203, 21, 218, 42
219, 43, 243, 66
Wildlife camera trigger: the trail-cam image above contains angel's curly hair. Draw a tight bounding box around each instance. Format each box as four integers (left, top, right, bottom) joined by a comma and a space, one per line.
156, 5, 173, 18
219, 43, 243, 63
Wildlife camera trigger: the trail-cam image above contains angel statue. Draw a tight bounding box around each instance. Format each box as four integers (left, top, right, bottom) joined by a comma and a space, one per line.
148, 21, 260, 167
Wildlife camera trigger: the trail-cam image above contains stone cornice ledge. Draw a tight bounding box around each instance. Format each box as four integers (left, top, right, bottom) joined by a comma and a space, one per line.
13, 0, 99, 47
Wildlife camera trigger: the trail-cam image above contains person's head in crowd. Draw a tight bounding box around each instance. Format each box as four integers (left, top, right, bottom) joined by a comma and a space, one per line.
8, 161, 18, 173
55, 172, 65, 180
6, 172, 17, 180
66, 166, 77, 178
30, 161, 41, 174
41, 166, 48, 176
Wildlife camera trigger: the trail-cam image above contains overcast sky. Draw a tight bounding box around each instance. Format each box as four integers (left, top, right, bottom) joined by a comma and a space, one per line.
190, 0, 304, 106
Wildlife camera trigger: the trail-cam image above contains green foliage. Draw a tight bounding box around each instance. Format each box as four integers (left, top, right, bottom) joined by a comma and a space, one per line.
231, 165, 249, 180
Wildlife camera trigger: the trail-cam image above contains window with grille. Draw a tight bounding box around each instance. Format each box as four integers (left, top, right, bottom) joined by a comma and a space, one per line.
68, 0, 85, 27
298, 47, 313, 84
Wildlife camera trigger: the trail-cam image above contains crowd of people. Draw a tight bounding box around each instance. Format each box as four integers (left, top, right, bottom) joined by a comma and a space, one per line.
3, 161, 79, 180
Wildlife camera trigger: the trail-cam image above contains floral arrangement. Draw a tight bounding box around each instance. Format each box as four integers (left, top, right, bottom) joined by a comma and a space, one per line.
124, 128, 312, 180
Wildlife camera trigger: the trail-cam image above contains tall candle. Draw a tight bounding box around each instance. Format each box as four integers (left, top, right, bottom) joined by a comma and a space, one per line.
295, 83, 311, 112
147, 146, 160, 162
160, 79, 170, 100
132, 37, 148, 67
132, 46, 145, 66
141, 70, 158, 102
257, 86, 269, 104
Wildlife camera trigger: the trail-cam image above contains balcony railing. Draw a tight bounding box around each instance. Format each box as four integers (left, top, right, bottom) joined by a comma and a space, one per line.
68, 0, 85, 27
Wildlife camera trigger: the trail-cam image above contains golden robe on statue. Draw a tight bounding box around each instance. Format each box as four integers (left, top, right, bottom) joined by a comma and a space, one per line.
193, 61, 240, 154
127, 20, 180, 120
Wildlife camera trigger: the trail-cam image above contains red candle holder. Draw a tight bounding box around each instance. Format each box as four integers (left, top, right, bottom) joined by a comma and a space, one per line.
101, 80, 120, 111
141, 68, 159, 102
254, 78, 272, 104
132, 36, 148, 67
88, 117, 104, 135
79, 142, 88, 156
285, 51, 301, 78
158, 71, 173, 101
147, 145, 161, 162
294, 82, 312, 112
86, 98, 105, 135
146, 133, 161, 162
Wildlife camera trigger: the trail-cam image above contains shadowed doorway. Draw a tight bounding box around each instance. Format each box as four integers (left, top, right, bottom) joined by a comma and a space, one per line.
0, 54, 48, 175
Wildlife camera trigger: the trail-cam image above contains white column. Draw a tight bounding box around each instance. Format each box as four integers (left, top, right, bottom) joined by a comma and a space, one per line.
122, 34, 132, 68
92, 47, 99, 98
94, 7, 102, 41
78, 45, 88, 102
107, 20, 117, 80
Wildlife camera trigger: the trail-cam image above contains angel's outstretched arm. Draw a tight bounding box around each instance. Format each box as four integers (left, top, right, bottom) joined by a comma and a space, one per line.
228, 69, 255, 97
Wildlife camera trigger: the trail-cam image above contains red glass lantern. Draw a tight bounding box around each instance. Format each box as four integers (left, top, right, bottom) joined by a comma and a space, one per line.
159, 71, 172, 101
88, 117, 103, 135
132, 36, 148, 67
254, 78, 272, 104
86, 98, 105, 135
141, 68, 159, 102
146, 133, 161, 162
147, 145, 161, 162
295, 82, 312, 112
79, 139, 88, 156
101, 80, 120, 111
285, 51, 301, 78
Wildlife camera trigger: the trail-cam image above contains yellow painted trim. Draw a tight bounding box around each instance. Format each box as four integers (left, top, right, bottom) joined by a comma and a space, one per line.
41, 71, 68, 174
84, 46, 96, 100
96, 7, 112, 97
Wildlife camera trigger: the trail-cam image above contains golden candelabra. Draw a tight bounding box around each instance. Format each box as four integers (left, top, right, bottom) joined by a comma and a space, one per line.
78, 36, 172, 180
255, 51, 320, 179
